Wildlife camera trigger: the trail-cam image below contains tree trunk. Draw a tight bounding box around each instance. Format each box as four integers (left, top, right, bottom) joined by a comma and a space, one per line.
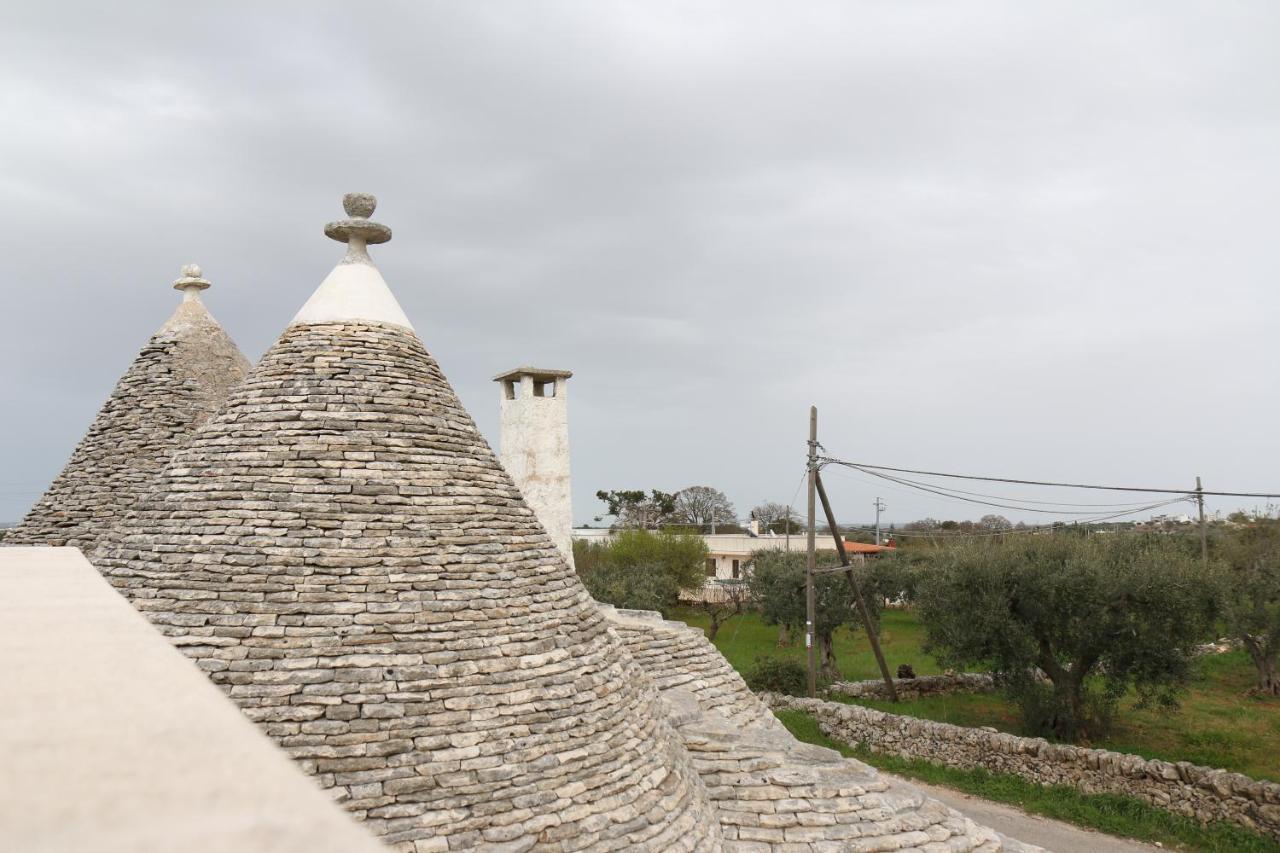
1050, 677, 1086, 741
777, 624, 792, 647
1035, 640, 1088, 741
706, 616, 722, 642
1258, 662, 1280, 696
1243, 636, 1280, 696
818, 633, 841, 681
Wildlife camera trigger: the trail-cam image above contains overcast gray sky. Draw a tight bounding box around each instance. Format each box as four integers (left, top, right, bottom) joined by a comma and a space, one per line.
2, 2, 1277, 529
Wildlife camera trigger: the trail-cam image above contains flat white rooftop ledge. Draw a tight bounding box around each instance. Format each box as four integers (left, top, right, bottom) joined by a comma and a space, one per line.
0, 547, 384, 853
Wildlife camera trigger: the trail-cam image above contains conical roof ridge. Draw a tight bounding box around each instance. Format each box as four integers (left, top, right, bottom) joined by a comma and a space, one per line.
94, 196, 721, 851
7, 266, 250, 552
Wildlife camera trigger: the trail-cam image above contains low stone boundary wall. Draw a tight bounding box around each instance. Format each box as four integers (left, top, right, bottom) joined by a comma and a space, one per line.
827, 672, 995, 701
765, 694, 1280, 841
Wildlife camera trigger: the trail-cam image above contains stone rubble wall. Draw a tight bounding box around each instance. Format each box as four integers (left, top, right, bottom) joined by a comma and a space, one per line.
827, 673, 996, 702
766, 695, 1280, 841
606, 608, 1043, 852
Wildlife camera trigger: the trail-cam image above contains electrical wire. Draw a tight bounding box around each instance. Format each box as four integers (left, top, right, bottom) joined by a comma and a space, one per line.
814, 453, 1199, 534
820, 464, 1174, 522
838, 495, 1190, 538
842, 463, 1194, 516
818, 457, 1280, 499
820, 463, 1061, 514
856, 472, 1175, 508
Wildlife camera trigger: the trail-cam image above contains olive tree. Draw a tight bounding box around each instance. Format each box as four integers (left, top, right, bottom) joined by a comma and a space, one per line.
915, 534, 1217, 741
747, 549, 887, 680
694, 580, 750, 641
1220, 516, 1280, 695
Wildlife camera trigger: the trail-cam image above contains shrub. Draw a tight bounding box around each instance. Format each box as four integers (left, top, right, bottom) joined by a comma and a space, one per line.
577, 561, 677, 615
746, 656, 808, 696
573, 529, 708, 617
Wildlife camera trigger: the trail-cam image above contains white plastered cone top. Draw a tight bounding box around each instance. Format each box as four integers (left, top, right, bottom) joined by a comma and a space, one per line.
290, 193, 414, 331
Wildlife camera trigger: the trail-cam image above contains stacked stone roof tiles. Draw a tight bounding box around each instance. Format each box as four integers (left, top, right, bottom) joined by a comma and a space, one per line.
605, 608, 1038, 852
6, 267, 249, 552
93, 196, 722, 852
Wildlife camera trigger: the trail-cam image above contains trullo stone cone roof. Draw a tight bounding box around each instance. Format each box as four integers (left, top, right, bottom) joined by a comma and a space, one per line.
6, 266, 249, 552
93, 194, 721, 852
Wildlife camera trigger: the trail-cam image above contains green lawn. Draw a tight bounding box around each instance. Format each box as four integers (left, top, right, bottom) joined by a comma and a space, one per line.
775, 708, 1280, 853
670, 606, 939, 680
670, 607, 1280, 781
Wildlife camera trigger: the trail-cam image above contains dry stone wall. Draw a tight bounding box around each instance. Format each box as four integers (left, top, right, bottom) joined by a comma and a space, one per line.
768, 695, 1280, 841
94, 320, 721, 852
606, 608, 1042, 852
6, 297, 249, 552
827, 674, 995, 702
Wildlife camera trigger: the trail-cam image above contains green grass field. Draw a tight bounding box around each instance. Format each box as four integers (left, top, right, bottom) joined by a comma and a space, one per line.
671, 605, 940, 680
670, 606, 1280, 781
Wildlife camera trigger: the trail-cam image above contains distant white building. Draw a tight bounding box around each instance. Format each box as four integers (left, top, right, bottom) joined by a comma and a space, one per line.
1145, 513, 1196, 526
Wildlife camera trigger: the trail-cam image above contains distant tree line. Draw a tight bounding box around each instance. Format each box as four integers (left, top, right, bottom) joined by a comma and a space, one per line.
593, 485, 809, 537
594, 486, 741, 532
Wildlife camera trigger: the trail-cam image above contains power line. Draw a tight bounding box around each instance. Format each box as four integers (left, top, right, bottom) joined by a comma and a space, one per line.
841, 463, 1195, 515
819, 464, 1180, 530
857, 467, 1182, 514
864, 472, 1174, 508
818, 463, 1189, 532
819, 457, 1280, 499
837, 495, 1189, 538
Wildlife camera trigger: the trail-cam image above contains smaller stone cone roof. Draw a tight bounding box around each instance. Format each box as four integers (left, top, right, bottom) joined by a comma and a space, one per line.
6, 266, 250, 552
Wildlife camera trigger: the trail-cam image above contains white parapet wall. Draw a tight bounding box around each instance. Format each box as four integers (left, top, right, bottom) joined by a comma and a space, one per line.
0, 547, 385, 853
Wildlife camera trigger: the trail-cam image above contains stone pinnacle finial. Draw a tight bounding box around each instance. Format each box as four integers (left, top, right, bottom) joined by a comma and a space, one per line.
173, 263, 211, 301
324, 192, 392, 255
293, 193, 412, 329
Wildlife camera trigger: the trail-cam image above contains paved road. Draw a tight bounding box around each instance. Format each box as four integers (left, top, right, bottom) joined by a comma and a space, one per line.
897, 776, 1164, 853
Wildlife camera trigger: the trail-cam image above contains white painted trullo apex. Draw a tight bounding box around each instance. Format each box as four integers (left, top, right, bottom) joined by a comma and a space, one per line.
291, 192, 413, 330
495, 366, 575, 568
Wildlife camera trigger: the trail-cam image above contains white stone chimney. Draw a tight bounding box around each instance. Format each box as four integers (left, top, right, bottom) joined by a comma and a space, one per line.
494, 366, 574, 568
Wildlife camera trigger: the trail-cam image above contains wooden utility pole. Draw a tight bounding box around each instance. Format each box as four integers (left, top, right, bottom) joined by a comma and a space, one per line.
805, 407, 818, 698
815, 472, 899, 702
1196, 475, 1208, 570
